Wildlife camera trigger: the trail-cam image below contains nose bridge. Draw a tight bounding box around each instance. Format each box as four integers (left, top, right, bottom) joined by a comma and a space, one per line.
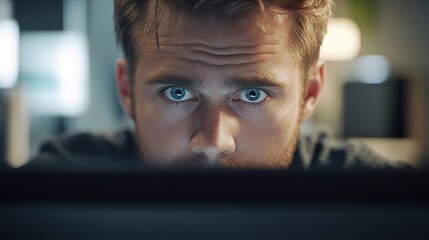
190, 102, 236, 160
200, 103, 226, 137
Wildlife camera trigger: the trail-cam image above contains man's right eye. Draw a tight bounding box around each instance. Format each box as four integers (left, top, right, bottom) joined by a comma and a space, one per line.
163, 86, 195, 102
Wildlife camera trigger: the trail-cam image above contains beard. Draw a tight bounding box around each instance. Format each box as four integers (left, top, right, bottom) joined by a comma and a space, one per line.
199, 122, 300, 169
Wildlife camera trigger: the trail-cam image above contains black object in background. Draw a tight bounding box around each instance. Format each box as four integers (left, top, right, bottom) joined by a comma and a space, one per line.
343, 78, 407, 138
14, 0, 64, 31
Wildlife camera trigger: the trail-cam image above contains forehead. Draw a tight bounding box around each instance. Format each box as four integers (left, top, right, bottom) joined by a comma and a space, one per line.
134, 3, 299, 79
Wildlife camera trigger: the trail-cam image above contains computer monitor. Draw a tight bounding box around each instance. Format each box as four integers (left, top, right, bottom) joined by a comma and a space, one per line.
1, 164, 428, 240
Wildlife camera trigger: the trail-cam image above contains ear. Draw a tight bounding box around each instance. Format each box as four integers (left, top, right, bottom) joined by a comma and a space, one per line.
301, 59, 325, 122
116, 59, 134, 118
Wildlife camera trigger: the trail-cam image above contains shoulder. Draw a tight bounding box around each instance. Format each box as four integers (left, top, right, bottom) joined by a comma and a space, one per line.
31, 128, 139, 164
292, 129, 412, 170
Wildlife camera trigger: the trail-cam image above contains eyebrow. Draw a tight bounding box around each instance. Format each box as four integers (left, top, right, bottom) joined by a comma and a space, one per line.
145, 74, 204, 90
224, 75, 286, 90
144, 73, 286, 91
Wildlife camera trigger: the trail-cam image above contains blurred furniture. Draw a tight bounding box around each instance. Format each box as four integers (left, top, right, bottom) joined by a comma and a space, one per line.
343, 78, 406, 138
343, 75, 425, 166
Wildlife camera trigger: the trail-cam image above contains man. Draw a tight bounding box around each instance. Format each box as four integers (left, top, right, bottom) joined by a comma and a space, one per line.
32, 0, 404, 169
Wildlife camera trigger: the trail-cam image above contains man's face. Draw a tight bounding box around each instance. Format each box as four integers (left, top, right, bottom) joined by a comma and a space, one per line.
117, 6, 322, 168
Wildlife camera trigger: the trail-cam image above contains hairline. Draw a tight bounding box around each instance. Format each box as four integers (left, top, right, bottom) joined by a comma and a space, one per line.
132, 4, 311, 80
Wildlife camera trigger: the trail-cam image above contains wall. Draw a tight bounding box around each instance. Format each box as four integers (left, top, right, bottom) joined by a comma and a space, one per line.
68, 0, 125, 132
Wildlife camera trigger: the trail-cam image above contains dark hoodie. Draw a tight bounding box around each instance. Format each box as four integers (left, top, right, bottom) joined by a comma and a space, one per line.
27, 128, 410, 169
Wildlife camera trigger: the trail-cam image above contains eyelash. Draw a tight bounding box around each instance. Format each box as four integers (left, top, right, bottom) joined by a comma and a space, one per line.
159, 86, 271, 107
159, 86, 196, 106
234, 88, 271, 107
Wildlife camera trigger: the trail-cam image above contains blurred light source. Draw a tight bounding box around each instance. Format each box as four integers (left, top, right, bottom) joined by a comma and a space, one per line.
0, 20, 19, 88
348, 55, 391, 84
320, 18, 361, 61
20, 31, 89, 116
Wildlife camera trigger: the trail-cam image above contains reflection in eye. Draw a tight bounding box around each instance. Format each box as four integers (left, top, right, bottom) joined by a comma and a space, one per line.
164, 86, 195, 102
239, 89, 268, 103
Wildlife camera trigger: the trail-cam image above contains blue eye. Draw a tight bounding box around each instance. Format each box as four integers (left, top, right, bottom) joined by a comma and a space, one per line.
164, 86, 195, 102
239, 88, 268, 103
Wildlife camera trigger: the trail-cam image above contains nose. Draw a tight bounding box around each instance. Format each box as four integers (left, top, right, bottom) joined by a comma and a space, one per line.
190, 104, 237, 163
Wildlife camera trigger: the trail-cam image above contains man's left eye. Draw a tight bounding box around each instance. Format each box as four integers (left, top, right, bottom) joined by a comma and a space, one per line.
238, 88, 268, 103
164, 86, 195, 102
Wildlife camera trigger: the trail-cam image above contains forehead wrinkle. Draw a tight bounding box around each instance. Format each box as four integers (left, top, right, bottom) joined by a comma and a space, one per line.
157, 34, 280, 48
157, 40, 275, 67
159, 42, 277, 57
157, 40, 277, 66
159, 51, 270, 67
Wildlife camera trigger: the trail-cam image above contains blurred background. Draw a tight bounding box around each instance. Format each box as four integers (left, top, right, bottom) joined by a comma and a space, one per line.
0, 0, 428, 168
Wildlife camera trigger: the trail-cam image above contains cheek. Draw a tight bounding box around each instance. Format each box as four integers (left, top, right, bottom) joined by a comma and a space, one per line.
239, 105, 299, 144
235, 93, 302, 157
240, 91, 301, 133
133, 92, 194, 159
